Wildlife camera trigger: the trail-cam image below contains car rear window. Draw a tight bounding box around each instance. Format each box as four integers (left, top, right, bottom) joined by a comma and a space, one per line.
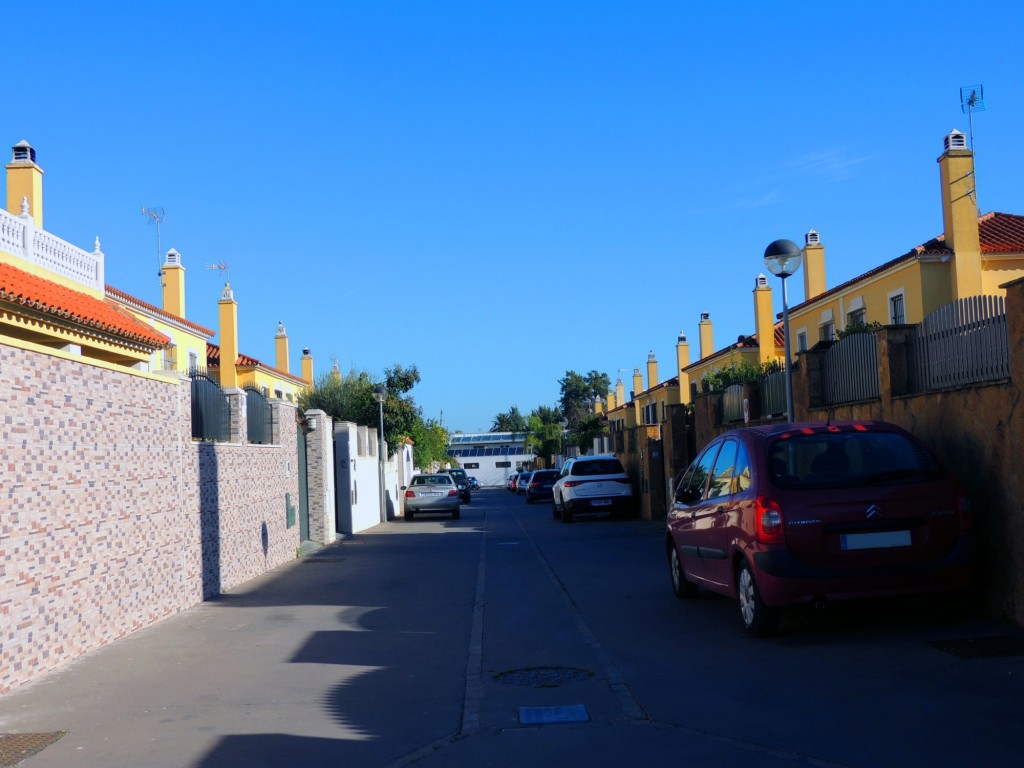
571, 459, 625, 476
767, 431, 942, 489
533, 471, 558, 480
412, 475, 453, 486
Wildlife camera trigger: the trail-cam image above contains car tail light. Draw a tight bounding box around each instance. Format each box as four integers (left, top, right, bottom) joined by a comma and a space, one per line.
957, 488, 973, 531
405, 490, 415, 498
755, 496, 785, 544
448, 489, 459, 497
564, 480, 582, 488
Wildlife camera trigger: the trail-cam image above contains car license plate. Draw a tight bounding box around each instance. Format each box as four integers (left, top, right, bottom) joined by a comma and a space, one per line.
840, 530, 911, 550
423, 492, 443, 497
591, 499, 612, 507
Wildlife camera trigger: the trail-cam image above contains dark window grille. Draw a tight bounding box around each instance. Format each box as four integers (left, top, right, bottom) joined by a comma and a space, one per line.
245, 386, 273, 444
190, 369, 230, 441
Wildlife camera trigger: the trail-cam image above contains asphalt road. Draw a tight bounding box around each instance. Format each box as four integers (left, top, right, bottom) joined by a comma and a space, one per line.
1, 489, 1020, 767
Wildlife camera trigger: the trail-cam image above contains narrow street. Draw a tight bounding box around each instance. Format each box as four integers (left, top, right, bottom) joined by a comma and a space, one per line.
1, 489, 1019, 767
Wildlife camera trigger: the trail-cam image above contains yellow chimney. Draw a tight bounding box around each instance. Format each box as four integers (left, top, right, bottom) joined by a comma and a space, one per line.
217, 283, 239, 389
301, 348, 314, 386
615, 377, 625, 407
275, 321, 289, 373
699, 312, 714, 359
632, 368, 643, 398
594, 396, 604, 415
802, 230, 826, 300
753, 274, 776, 364
646, 352, 658, 390
938, 130, 982, 299
676, 332, 691, 404
6, 141, 43, 228
161, 249, 186, 318
606, 391, 616, 411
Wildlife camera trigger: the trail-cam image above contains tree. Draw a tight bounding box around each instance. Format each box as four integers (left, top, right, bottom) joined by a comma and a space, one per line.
298, 363, 423, 454
410, 418, 450, 471
558, 370, 610, 432
490, 405, 528, 432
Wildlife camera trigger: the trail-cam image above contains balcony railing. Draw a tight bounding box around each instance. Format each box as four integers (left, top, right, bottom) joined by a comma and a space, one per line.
0, 205, 104, 291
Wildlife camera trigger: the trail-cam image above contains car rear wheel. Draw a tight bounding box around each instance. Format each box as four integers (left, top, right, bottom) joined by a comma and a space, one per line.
737, 560, 779, 637
452, 506, 460, 520
552, 498, 561, 519
405, 510, 414, 522
561, 499, 574, 524
669, 545, 698, 599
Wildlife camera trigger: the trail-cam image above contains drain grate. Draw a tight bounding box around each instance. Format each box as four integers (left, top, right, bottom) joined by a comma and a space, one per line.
494, 666, 594, 688
0, 732, 67, 766
929, 635, 1024, 659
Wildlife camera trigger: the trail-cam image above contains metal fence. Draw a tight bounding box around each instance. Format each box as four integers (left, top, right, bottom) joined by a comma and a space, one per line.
245, 386, 273, 444
760, 369, 787, 417
722, 384, 745, 423
908, 295, 1009, 392
190, 370, 230, 441
822, 332, 880, 405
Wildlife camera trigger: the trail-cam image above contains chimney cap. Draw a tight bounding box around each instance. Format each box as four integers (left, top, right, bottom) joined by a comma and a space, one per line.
302, 348, 311, 356
805, 229, 821, 245
677, 331, 687, 343
10, 140, 36, 164
164, 248, 182, 266
944, 129, 968, 152
700, 311, 711, 322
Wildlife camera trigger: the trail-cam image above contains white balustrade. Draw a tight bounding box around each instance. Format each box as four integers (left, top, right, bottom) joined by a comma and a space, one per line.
0, 205, 104, 291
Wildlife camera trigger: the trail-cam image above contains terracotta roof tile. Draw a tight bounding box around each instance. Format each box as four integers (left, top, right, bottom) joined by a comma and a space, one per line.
979, 212, 1024, 253
105, 285, 215, 336
206, 343, 306, 385
0, 262, 169, 347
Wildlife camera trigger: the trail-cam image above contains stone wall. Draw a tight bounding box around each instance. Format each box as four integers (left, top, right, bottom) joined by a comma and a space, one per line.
0, 343, 300, 693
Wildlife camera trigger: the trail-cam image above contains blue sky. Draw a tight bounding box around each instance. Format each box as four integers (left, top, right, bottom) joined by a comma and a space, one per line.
8, 1, 1024, 433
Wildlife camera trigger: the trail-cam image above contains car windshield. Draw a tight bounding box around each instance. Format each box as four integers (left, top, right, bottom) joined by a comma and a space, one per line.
767, 431, 942, 489
533, 471, 558, 480
571, 459, 624, 476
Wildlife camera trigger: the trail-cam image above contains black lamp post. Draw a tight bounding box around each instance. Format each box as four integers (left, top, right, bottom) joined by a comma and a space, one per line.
763, 239, 803, 423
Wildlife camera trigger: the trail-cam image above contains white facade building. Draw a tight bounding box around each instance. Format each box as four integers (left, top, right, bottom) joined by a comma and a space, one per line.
446, 432, 535, 488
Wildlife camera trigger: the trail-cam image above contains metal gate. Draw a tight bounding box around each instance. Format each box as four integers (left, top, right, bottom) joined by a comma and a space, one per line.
333, 429, 355, 535
296, 421, 310, 542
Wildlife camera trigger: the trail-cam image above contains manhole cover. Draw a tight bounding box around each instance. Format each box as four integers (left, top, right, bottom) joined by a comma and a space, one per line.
494, 667, 594, 688
929, 635, 1024, 659
0, 732, 67, 766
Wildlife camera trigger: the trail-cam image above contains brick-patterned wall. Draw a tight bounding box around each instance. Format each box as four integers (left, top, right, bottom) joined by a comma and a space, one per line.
1, 344, 300, 693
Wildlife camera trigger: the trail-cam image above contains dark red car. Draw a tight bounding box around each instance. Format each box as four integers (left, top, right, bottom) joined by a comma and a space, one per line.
665, 420, 975, 636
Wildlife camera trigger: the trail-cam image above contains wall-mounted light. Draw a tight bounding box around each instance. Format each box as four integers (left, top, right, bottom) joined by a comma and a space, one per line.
307, 416, 318, 431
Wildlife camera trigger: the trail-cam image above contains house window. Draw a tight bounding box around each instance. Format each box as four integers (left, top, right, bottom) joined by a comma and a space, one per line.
847, 307, 866, 327
797, 331, 808, 352
820, 322, 835, 342
496, 461, 511, 468
889, 293, 906, 325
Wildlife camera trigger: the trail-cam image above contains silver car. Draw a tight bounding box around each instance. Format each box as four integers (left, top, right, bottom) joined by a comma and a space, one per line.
403, 474, 461, 521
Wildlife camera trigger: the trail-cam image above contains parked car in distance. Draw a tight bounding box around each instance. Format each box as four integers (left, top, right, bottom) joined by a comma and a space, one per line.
468, 476, 480, 491
403, 474, 461, 520
665, 420, 975, 637
516, 471, 533, 495
440, 467, 471, 503
552, 455, 634, 523
507, 473, 519, 492
525, 469, 559, 504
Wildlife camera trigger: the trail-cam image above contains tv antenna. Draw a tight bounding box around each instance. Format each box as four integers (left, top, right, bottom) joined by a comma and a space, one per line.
959, 84, 985, 152
205, 259, 231, 283
141, 207, 165, 284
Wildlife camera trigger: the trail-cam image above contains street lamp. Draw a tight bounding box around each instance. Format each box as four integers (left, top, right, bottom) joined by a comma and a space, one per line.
559, 418, 569, 466
763, 239, 803, 423
373, 384, 387, 522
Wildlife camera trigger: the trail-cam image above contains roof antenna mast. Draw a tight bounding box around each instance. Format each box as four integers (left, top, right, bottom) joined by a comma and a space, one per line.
141, 206, 166, 285
959, 84, 985, 213
959, 84, 985, 152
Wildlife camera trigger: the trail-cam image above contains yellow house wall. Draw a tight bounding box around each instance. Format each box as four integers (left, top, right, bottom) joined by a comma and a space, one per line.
982, 260, 1024, 295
